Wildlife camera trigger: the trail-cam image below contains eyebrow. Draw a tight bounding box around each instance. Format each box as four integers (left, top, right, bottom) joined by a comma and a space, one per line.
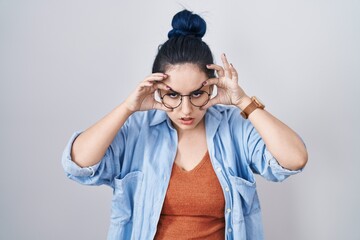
167, 84, 205, 94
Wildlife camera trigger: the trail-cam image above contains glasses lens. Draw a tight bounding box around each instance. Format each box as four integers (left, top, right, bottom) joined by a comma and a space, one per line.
162, 94, 181, 108
190, 91, 210, 107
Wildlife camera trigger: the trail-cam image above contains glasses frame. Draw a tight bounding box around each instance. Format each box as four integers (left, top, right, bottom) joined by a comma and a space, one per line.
159, 85, 211, 109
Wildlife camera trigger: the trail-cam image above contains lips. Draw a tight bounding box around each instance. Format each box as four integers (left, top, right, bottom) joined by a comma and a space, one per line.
179, 117, 194, 125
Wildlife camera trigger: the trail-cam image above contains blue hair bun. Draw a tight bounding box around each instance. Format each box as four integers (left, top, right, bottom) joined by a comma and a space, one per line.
168, 10, 206, 39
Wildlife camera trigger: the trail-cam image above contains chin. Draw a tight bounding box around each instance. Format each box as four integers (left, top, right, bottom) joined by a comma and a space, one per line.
173, 119, 204, 132
177, 125, 195, 131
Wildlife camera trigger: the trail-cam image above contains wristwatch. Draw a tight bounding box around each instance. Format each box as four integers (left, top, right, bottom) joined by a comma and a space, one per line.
240, 96, 265, 119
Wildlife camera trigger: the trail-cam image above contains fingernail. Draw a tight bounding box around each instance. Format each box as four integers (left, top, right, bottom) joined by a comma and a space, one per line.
206, 64, 211, 67
202, 81, 208, 85
230, 63, 233, 67
166, 85, 171, 90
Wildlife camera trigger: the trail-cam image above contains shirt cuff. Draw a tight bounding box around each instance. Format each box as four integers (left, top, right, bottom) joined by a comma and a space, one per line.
264, 150, 303, 175
61, 131, 101, 177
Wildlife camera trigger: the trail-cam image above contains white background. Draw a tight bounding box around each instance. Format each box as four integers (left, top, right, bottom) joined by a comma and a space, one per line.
1, 0, 359, 239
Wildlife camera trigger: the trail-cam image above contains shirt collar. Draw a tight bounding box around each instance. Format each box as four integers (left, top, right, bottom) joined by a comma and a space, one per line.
205, 105, 225, 138
205, 105, 224, 122
149, 110, 168, 127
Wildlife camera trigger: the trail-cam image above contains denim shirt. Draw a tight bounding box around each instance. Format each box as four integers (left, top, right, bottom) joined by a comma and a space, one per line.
62, 105, 302, 240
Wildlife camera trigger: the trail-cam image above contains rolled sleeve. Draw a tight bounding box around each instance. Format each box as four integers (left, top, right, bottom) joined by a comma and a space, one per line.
61, 131, 101, 178
261, 149, 302, 182
227, 106, 303, 182
61, 124, 127, 187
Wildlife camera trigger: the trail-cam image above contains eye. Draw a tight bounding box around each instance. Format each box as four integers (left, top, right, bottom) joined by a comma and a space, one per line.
191, 90, 205, 98
166, 92, 179, 99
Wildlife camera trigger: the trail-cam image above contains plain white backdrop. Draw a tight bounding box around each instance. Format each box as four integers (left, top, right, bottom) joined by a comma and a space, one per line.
0, 0, 359, 239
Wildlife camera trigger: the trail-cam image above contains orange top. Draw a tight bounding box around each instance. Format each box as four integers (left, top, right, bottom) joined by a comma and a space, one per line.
154, 151, 225, 239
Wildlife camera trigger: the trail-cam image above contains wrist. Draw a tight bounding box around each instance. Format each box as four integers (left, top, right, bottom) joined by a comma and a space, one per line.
239, 96, 266, 119
236, 95, 252, 110
120, 102, 136, 116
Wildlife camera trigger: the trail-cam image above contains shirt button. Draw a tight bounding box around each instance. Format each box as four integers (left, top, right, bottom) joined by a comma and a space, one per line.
216, 167, 221, 172
228, 228, 232, 233
225, 187, 230, 192
227, 208, 231, 213
88, 166, 95, 177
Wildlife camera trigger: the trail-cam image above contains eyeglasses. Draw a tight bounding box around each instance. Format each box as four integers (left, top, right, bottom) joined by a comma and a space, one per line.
159, 85, 211, 109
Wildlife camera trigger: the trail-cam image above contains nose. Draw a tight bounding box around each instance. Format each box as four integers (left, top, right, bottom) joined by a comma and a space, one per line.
181, 96, 193, 115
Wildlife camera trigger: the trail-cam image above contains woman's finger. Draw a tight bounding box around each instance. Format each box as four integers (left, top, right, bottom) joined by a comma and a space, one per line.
150, 72, 167, 78
139, 80, 155, 87
206, 64, 225, 77
200, 95, 221, 110
144, 73, 167, 83
154, 81, 171, 91
221, 53, 230, 67
229, 64, 238, 82
221, 53, 232, 79
202, 77, 219, 86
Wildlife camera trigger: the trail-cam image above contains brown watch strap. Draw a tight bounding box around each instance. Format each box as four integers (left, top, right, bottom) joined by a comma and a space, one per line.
240, 101, 258, 119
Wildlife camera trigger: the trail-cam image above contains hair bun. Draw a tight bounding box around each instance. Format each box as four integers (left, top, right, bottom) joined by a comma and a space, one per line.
168, 10, 206, 39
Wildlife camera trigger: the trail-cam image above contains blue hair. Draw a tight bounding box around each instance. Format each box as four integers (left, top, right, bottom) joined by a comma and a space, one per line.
152, 10, 215, 78
167, 10, 206, 38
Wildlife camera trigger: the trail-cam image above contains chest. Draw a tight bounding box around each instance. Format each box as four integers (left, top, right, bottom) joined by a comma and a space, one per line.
161, 152, 225, 217
174, 131, 208, 171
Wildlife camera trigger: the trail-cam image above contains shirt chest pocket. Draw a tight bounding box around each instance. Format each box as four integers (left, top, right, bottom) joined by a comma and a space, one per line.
229, 175, 260, 222
111, 171, 144, 225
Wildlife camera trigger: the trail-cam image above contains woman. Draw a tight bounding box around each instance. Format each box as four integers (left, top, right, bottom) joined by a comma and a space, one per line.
62, 9, 308, 240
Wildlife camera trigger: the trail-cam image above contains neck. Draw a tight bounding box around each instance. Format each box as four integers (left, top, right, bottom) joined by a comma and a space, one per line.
176, 118, 205, 139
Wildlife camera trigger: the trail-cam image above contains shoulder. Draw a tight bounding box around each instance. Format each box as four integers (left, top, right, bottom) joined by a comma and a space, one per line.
206, 105, 243, 121
126, 109, 168, 127
205, 105, 251, 134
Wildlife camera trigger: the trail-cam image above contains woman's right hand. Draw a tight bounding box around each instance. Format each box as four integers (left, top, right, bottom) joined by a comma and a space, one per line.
124, 73, 171, 113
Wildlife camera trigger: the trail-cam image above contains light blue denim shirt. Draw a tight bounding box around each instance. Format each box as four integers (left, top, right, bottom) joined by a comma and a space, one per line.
62, 105, 302, 240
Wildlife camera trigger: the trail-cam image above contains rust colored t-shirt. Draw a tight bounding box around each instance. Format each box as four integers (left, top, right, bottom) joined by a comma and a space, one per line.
154, 151, 225, 239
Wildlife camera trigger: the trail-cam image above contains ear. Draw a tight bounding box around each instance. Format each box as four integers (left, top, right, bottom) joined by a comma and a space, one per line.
154, 89, 162, 102
209, 85, 217, 99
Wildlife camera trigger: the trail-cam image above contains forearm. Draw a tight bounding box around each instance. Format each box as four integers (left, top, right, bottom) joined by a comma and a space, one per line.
69, 72, 170, 168
238, 97, 308, 171
71, 102, 133, 167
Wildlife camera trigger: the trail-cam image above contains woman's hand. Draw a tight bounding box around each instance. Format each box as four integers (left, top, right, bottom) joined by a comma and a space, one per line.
202, 54, 249, 109
204, 55, 308, 171
124, 73, 172, 113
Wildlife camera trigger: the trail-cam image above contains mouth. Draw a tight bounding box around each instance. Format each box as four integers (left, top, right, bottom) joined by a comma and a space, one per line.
179, 117, 194, 125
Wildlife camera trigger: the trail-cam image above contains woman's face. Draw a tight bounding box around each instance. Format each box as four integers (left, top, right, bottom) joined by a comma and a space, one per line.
162, 63, 211, 133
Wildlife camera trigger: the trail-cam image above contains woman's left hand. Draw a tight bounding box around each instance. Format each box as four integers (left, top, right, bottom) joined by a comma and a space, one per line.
201, 53, 248, 109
